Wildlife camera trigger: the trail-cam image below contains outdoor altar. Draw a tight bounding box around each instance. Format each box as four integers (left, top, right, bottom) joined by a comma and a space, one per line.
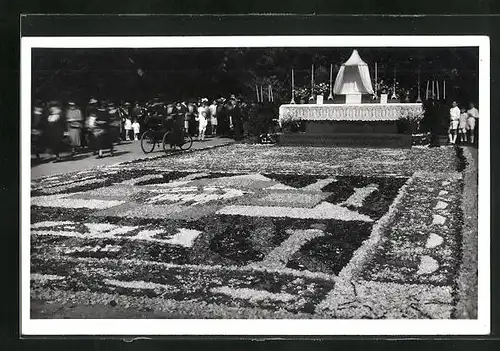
279, 50, 425, 148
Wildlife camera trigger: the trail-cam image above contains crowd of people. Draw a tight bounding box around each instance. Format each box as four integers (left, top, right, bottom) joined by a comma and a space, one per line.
31, 94, 255, 161
32, 94, 479, 162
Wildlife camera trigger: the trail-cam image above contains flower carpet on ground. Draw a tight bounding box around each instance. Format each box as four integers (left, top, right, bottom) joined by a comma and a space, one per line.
30, 144, 469, 319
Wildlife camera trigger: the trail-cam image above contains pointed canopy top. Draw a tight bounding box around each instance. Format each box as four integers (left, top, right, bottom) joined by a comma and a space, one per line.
342, 49, 368, 66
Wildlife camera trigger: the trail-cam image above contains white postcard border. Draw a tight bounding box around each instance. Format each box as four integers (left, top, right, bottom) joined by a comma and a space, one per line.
21, 35, 490, 336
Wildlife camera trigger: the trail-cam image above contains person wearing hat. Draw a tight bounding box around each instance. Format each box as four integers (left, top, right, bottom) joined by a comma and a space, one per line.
85, 98, 99, 149
186, 101, 197, 136
216, 97, 228, 137
44, 101, 66, 162
209, 99, 218, 136
94, 102, 114, 158
65, 100, 84, 156
118, 102, 131, 141
31, 100, 46, 160
107, 101, 122, 144
85, 110, 98, 155
228, 96, 243, 141
170, 101, 187, 147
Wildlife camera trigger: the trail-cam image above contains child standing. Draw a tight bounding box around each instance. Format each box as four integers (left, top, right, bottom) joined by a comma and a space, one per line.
132, 119, 141, 140
124, 116, 132, 141
467, 102, 479, 145
196, 99, 209, 141
458, 108, 468, 144
448, 101, 460, 145
209, 100, 217, 136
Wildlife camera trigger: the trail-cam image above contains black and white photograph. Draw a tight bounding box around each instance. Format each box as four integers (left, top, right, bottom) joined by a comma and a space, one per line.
21, 35, 489, 335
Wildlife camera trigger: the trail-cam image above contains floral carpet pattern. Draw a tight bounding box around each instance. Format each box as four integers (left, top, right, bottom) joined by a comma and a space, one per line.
30, 144, 468, 319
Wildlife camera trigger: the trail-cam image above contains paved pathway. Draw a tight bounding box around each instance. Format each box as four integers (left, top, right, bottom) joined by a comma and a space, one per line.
31, 136, 235, 180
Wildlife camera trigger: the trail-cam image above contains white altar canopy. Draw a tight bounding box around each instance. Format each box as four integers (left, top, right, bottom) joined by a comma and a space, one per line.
333, 50, 374, 95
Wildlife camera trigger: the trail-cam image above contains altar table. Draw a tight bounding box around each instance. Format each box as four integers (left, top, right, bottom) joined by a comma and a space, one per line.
279, 103, 424, 126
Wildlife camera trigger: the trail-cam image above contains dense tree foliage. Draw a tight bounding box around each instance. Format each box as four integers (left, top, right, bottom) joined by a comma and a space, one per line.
32, 47, 479, 106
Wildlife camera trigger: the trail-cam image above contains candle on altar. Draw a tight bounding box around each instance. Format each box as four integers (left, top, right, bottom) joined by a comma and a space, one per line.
432, 80, 435, 98
260, 85, 264, 102
374, 62, 378, 93
256, 85, 260, 102
426, 80, 429, 99
328, 64, 334, 100
443, 80, 446, 100
311, 64, 315, 95
436, 79, 440, 100
268, 85, 272, 102
329, 63, 333, 89
416, 68, 422, 102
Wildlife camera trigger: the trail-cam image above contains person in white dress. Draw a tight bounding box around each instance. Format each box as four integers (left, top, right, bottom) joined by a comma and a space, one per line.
448, 101, 460, 145
196, 98, 209, 141
124, 116, 132, 141
458, 108, 468, 144
209, 100, 217, 136
132, 119, 141, 140
467, 102, 479, 145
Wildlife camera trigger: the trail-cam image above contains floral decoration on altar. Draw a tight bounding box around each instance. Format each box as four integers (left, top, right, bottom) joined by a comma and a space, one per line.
294, 83, 331, 102
313, 82, 330, 98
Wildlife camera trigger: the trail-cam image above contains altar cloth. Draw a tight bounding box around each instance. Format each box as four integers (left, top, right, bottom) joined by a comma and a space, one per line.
279, 103, 424, 125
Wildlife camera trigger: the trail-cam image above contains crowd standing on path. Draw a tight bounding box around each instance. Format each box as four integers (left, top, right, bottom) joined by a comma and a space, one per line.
31, 94, 256, 162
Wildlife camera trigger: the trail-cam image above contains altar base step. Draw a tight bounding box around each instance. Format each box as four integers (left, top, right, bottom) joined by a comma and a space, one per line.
278, 133, 412, 148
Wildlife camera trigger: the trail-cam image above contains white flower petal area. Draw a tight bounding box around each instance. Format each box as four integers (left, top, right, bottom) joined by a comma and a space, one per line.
426, 233, 444, 249
64, 245, 121, 254
208, 173, 276, 188
31, 193, 125, 209
265, 183, 295, 190
257, 192, 325, 207
165, 228, 203, 247
31, 273, 65, 282
31, 221, 73, 229
145, 187, 248, 206
211, 286, 295, 303
135, 228, 202, 247
217, 202, 374, 222
434, 201, 449, 210
31, 221, 202, 247
252, 229, 326, 270
341, 184, 378, 208
432, 214, 447, 225
104, 279, 179, 293
417, 255, 440, 275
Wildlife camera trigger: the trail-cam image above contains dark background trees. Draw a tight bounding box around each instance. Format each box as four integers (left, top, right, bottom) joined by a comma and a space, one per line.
32, 47, 479, 106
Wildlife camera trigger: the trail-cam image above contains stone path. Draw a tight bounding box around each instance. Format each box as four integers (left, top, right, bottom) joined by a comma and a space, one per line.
31, 136, 235, 180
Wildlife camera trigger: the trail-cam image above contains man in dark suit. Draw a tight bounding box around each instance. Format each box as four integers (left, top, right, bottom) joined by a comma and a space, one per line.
423, 99, 440, 147
171, 101, 187, 146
